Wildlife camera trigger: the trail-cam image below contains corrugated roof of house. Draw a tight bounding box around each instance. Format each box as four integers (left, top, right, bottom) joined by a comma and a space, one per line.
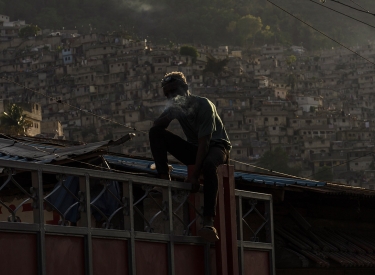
104, 155, 325, 187
0, 134, 134, 164
276, 226, 375, 268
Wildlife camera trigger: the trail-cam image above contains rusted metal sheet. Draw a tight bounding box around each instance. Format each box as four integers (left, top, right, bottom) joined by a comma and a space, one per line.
135, 241, 168, 275
243, 250, 270, 275
0, 232, 37, 275
45, 235, 85, 275
92, 238, 129, 275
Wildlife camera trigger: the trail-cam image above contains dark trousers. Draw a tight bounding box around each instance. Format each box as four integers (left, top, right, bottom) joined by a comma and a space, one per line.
149, 126, 229, 217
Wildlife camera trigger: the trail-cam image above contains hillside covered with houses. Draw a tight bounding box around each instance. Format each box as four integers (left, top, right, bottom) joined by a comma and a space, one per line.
1, 15, 375, 188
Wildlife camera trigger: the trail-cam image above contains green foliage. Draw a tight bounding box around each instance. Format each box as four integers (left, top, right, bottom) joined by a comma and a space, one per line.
235, 15, 263, 46
179, 45, 198, 62
19, 24, 41, 38
0, 104, 31, 135
257, 147, 300, 176
2, 0, 375, 48
313, 166, 333, 182
0, 1, 5, 13
286, 55, 297, 65
204, 56, 228, 76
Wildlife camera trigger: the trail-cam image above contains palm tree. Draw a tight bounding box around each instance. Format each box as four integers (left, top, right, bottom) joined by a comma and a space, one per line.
0, 104, 32, 135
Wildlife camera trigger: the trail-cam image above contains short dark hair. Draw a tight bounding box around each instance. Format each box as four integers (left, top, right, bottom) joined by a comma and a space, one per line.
163, 71, 187, 84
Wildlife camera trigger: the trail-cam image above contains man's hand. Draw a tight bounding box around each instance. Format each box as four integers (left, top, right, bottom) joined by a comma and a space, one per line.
185, 176, 200, 193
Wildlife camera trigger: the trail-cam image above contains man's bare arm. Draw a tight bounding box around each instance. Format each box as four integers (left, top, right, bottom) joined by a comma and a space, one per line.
153, 110, 173, 128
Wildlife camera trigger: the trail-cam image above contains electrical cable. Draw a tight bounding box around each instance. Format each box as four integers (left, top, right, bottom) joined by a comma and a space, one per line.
0, 75, 148, 135
306, 151, 374, 178
229, 158, 322, 182
230, 150, 374, 184
266, 0, 375, 67
349, 0, 371, 13
307, 0, 375, 30
330, 0, 375, 15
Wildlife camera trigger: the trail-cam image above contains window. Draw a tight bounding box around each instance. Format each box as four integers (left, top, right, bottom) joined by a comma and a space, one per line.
36, 105, 39, 110
237, 150, 241, 155
274, 117, 278, 121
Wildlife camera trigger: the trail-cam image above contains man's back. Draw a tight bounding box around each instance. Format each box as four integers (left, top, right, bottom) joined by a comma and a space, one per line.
171, 95, 231, 149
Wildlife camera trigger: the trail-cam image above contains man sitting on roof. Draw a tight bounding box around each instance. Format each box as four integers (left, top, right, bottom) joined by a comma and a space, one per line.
149, 71, 231, 242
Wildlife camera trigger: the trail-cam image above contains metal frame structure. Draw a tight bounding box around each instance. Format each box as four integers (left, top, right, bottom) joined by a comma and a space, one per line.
0, 159, 274, 275
236, 190, 275, 275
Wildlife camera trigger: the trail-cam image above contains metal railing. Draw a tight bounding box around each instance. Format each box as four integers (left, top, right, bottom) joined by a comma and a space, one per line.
236, 190, 275, 274
0, 159, 274, 275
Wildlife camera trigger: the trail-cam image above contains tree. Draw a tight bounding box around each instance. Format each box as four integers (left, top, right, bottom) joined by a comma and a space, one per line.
235, 15, 263, 46
180, 45, 198, 62
0, 104, 32, 135
257, 147, 300, 176
313, 166, 333, 182
259, 25, 274, 44
203, 56, 228, 76
286, 55, 297, 65
19, 24, 41, 38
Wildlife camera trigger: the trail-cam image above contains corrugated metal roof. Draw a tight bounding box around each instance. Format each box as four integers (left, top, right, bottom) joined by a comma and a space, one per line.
0, 136, 134, 163
104, 155, 326, 187
276, 226, 375, 268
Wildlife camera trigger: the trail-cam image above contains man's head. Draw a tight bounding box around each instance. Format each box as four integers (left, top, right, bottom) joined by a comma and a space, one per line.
161, 72, 189, 100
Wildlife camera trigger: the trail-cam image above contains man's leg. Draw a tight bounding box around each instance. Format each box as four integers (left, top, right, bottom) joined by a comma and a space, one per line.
198, 146, 229, 242
201, 146, 228, 218
149, 126, 197, 177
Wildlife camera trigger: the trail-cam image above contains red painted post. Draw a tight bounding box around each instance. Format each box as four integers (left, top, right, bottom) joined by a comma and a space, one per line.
188, 165, 230, 275
221, 164, 239, 275
215, 166, 229, 275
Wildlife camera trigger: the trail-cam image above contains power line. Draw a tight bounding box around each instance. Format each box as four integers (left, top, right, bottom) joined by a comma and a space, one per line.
229, 158, 323, 183
266, 0, 375, 67
230, 150, 375, 184
307, 151, 374, 178
330, 0, 375, 15
0, 75, 148, 135
349, 0, 371, 13
307, 0, 375, 30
